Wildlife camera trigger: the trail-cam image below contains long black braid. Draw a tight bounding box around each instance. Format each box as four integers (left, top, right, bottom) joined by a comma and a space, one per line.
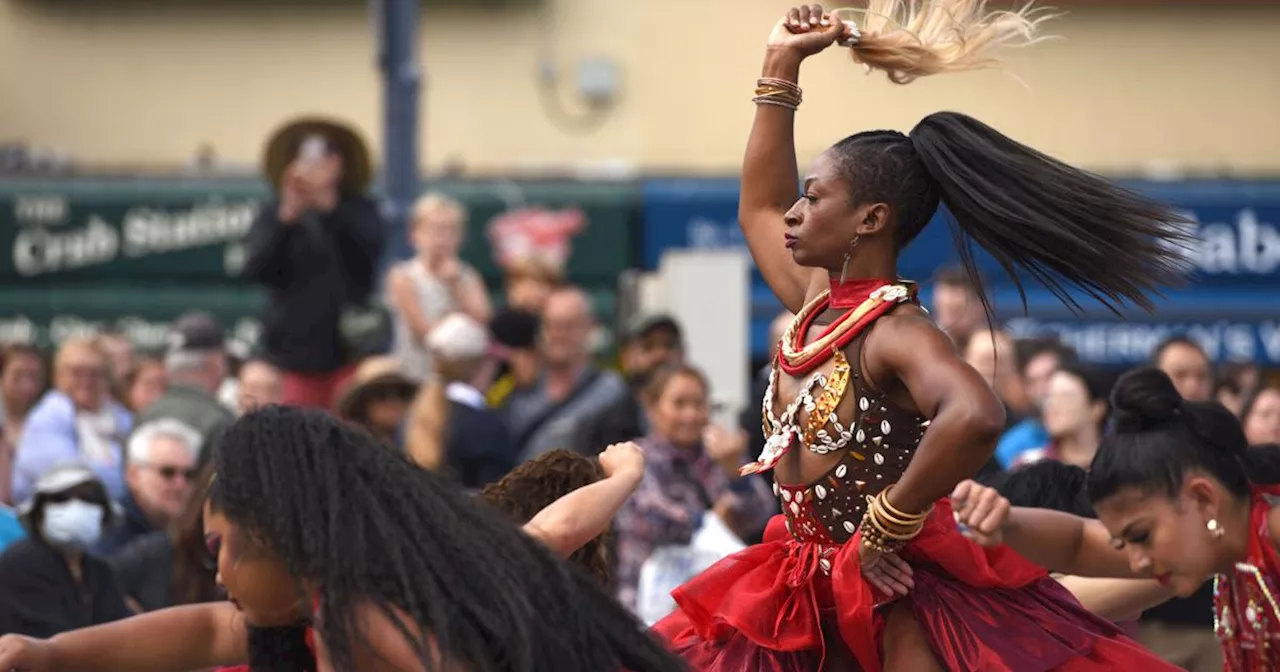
209, 405, 683, 672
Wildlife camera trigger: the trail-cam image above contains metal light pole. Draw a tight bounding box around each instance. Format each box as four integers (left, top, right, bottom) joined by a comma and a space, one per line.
373, 0, 421, 258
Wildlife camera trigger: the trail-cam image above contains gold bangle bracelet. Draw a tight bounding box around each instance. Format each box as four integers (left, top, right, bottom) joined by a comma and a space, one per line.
865, 492, 925, 532
866, 510, 923, 541
753, 97, 799, 111
878, 486, 932, 522
757, 77, 801, 93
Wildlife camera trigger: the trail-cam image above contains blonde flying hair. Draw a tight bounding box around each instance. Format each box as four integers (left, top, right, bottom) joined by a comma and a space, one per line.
835, 0, 1055, 85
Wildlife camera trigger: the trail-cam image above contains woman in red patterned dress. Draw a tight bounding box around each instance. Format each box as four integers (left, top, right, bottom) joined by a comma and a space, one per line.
653, 3, 1195, 669
955, 368, 1280, 671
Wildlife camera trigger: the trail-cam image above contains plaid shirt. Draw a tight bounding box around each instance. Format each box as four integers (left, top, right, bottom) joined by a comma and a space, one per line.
613, 435, 774, 610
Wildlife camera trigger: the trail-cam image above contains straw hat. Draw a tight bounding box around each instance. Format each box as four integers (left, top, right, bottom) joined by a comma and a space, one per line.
334, 356, 419, 421
262, 116, 372, 195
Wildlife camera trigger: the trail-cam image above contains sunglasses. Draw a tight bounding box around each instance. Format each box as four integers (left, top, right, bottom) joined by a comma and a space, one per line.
147, 464, 198, 482
42, 491, 106, 507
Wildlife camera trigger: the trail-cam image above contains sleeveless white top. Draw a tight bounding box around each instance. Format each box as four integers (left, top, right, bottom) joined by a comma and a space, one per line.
388, 260, 459, 382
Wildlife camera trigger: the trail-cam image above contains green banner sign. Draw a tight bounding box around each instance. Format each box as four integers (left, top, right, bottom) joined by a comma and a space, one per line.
0, 180, 268, 283
0, 282, 266, 351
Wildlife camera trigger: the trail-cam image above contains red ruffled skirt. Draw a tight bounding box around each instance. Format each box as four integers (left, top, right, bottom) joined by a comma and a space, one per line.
654, 501, 1178, 672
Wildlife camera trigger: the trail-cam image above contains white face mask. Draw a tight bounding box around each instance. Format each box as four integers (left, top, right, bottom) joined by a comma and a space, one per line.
41, 499, 105, 550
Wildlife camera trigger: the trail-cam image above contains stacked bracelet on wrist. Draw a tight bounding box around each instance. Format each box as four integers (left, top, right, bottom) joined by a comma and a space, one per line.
859, 485, 931, 554
753, 77, 802, 111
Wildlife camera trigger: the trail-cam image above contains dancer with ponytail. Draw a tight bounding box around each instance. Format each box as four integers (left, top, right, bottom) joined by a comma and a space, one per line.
653, 3, 1193, 670
954, 368, 1280, 670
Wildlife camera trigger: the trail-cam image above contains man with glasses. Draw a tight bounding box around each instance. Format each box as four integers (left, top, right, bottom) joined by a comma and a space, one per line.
95, 418, 200, 555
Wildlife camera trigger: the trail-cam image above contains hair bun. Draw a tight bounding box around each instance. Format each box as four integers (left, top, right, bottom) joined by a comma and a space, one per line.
1110, 368, 1184, 433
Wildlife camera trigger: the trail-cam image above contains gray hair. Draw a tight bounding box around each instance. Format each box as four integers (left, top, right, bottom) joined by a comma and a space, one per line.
127, 418, 202, 465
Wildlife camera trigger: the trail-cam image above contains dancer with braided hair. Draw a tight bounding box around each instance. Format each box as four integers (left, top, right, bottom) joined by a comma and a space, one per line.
0, 408, 678, 672
654, 2, 1193, 670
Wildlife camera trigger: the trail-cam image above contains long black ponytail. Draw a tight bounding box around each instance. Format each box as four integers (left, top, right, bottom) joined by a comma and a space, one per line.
829, 113, 1195, 319
907, 112, 1195, 315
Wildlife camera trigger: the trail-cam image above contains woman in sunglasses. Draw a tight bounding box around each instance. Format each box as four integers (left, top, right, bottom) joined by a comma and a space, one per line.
0, 463, 132, 637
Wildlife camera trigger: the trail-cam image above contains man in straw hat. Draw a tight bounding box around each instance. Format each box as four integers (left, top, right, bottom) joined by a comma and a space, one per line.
240, 116, 388, 409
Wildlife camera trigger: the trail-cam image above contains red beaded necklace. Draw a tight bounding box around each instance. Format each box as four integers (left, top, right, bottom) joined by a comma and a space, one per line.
777, 278, 917, 377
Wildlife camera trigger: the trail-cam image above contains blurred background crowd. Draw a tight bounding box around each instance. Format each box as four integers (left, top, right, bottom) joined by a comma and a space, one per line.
1, 0, 1278, 670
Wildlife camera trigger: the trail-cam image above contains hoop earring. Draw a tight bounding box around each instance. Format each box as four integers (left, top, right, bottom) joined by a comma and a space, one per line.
838, 235, 861, 285
1207, 518, 1225, 540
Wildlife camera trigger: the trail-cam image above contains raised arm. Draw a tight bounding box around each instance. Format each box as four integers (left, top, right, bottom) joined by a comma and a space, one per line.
951, 479, 1145, 579
741, 6, 850, 312
0, 602, 249, 672
523, 442, 645, 558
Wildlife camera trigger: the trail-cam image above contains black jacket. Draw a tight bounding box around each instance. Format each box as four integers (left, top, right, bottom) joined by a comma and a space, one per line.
0, 538, 132, 637
241, 197, 386, 373
445, 402, 518, 490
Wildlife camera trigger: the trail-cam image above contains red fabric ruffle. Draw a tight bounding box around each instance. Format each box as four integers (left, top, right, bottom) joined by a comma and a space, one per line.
655, 502, 1181, 672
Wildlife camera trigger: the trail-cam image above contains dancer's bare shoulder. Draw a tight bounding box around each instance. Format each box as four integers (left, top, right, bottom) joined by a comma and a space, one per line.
861, 307, 1001, 423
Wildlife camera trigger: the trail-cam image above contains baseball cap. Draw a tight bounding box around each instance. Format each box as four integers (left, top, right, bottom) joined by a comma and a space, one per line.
623, 313, 682, 345
167, 312, 226, 353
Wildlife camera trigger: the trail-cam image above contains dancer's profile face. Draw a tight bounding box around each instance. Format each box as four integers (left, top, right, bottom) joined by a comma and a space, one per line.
783, 151, 886, 271
1094, 478, 1235, 597
204, 501, 308, 627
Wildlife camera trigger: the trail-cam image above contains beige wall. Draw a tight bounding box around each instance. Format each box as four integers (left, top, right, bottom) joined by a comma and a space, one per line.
2, 0, 1278, 174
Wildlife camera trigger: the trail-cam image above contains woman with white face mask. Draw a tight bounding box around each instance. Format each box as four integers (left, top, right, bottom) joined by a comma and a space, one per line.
0, 463, 132, 637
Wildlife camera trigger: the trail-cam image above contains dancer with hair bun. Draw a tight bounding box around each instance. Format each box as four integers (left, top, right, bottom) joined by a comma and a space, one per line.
954, 368, 1280, 671
654, 2, 1193, 669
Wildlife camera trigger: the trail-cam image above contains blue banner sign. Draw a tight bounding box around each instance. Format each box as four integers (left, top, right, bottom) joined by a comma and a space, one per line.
642, 179, 1280, 363
1006, 317, 1280, 367
642, 180, 1280, 284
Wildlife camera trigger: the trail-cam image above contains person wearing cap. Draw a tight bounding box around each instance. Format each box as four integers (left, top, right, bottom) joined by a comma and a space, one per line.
133, 312, 235, 472
241, 116, 387, 409
572, 313, 685, 456
12, 339, 132, 504
0, 463, 132, 637
334, 356, 419, 448
405, 314, 516, 490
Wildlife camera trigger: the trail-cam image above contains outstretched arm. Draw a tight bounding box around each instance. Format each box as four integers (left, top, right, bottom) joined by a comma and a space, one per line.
523, 442, 645, 558
1054, 576, 1172, 622
951, 479, 1146, 579
741, 7, 850, 313
39, 602, 249, 671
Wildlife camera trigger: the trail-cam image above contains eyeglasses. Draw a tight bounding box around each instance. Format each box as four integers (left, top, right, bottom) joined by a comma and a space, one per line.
145, 464, 197, 482
43, 492, 106, 507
